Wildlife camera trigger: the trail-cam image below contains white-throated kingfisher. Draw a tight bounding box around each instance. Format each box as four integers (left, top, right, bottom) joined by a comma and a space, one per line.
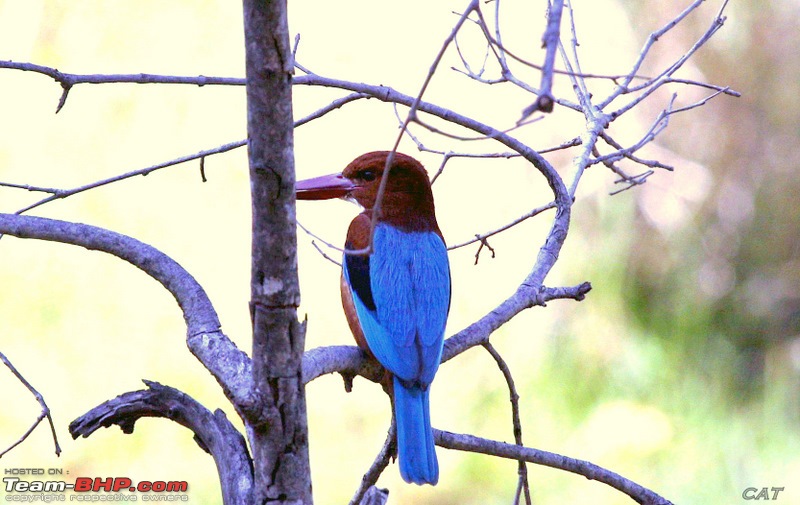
296, 151, 450, 485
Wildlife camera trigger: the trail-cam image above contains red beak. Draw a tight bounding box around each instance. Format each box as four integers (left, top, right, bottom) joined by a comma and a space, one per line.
295, 173, 355, 200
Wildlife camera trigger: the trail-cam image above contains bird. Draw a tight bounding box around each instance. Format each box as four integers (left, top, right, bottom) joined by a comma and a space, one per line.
296, 151, 450, 485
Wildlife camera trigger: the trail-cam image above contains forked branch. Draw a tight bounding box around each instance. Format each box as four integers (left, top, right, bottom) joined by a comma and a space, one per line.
0, 351, 60, 458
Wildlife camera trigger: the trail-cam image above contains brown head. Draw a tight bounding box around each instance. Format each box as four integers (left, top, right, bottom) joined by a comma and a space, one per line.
296, 151, 440, 232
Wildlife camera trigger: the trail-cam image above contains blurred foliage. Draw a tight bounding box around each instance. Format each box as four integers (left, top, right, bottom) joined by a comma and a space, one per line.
560, 1, 800, 503
619, 0, 800, 402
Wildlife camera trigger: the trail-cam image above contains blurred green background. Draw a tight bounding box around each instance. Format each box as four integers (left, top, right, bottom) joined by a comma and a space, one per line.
1, 1, 798, 504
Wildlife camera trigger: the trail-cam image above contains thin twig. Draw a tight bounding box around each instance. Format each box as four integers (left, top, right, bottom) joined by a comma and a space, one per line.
592, 94, 677, 168
473, 235, 496, 265
13, 140, 247, 214
295, 92, 372, 128
557, 2, 592, 114
482, 343, 531, 505
609, 170, 654, 196
411, 112, 542, 143
393, 100, 541, 145
669, 85, 734, 114
4, 92, 370, 215
0, 182, 62, 194
612, 0, 707, 95
366, 0, 482, 257
296, 220, 345, 256
199, 157, 208, 183
311, 240, 342, 267
663, 77, 740, 97
0, 351, 61, 458
473, 11, 647, 83
598, 133, 674, 172
428, 150, 521, 185
0, 60, 244, 113
607, 2, 731, 116
448, 202, 557, 252
348, 423, 396, 505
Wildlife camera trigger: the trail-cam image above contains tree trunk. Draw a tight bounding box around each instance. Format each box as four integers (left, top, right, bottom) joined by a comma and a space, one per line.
242, 1, 312, 503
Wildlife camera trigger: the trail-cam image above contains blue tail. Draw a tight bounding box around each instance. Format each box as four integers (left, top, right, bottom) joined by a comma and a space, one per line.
393, 376, 438, 485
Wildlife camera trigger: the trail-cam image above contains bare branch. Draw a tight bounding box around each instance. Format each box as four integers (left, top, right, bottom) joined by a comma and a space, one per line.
296, 220, 345, 256
0, 214, 256, 417
447, 202, 557, 252
482, 343, 531, 505
367, 0, 482, 258
609, 170, 655, 196
668, 85, 735, 114
12, 140, 246, 215
592, 97, 676, 169
70, 380, 253, 505
0, 182, 62, 194
300, 282, 592, 387
568, 112, 606, 199
435, 429, 674, 505
349, 424, 395, 505
613, 0, 708, 94
598, 133, 674, 172
590, 140, 659, 195
3, 92, 369, 216
560, 0, 592, 112
295, 92, 372, 128
0, 351, 60, 458
356, 487, 389, 505
411, 112, 544, 143
310, 240, 343, 267
294, 75, 566, 195
663, 78, 740, 98
0, 60, 244, 113
453, 28, 491, 79
442, 282, 592, 361
301, 345, 383, 387
605, 2, 731, 115
199, 157, 208, 183
519, 0, 564, 119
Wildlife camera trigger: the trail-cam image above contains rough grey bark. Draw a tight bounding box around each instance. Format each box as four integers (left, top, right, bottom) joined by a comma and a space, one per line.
69, 381, 253, 505
242, 0, 312, 504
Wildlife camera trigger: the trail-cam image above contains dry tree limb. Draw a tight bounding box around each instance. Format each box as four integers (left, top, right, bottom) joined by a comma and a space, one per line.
0, 214, 255, 416
69, 381, 252, 505
436, 429, 674, 505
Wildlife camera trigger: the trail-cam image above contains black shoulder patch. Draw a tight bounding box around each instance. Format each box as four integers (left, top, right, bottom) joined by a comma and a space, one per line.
344, 242, 376, 312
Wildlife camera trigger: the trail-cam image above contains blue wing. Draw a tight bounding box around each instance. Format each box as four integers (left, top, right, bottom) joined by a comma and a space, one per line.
343, 223, 450, 386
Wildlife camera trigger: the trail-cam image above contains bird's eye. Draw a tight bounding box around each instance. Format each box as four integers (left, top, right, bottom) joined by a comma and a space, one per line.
360, 170, 377, 182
